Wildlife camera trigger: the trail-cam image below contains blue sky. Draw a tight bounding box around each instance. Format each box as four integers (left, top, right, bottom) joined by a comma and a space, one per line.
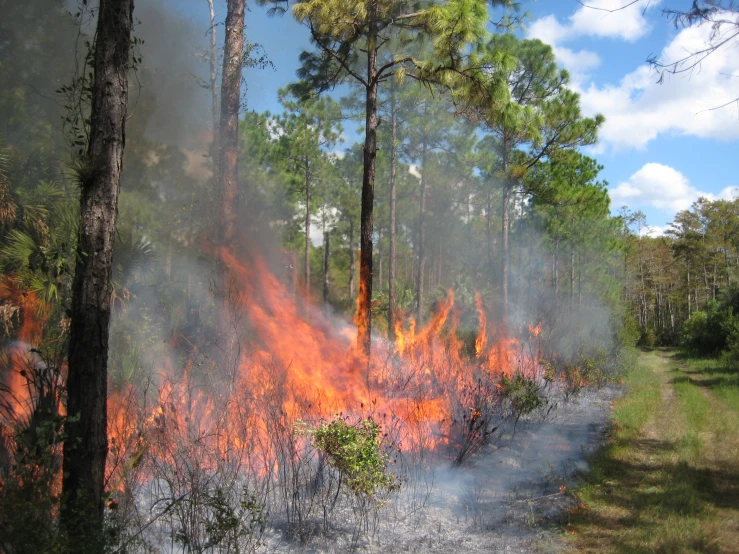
165, 0, 739, 234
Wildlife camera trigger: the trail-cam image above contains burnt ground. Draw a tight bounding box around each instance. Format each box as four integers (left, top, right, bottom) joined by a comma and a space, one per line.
263, 384, 625, 553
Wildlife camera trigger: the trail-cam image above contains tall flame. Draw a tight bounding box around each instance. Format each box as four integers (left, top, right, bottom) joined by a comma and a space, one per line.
100, 246, 543, 489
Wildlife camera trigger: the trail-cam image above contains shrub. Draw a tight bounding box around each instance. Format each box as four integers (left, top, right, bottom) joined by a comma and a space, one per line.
312, 417, 399, 499
640, 328, 656, 349
617, 314, 641, 348
681, 300, 739, 355
499, 372, 544, 422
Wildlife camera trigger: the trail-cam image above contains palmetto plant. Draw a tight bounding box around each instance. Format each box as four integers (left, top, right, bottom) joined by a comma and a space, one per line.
0, 140, 75, 306
0, 140, 158, 311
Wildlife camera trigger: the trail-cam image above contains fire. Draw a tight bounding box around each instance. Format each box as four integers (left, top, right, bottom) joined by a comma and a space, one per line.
1, 245, 545, 500
475, 294, 487, 358
101, 246, 547, 480
0, 276, 51, 422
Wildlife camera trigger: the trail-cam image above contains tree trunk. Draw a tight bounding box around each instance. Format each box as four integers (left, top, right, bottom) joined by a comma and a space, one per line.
387, 80, 398, 342
304, 160, 311, 294
61, 0, 133, 547
218, 0, 244, 247
356, 21, 378, 357
415, 139, 428, 325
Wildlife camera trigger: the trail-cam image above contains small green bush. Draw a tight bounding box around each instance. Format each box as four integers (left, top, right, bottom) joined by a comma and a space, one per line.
312, 417, 399, 499
500, 372, 543, 419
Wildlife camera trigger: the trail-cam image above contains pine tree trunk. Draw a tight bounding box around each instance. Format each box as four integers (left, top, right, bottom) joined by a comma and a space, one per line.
218, 0, 244, 247
61, 0, 133, 547
415, 140, 428, 325
387, 81, 398, 342
356, 21, 378, 357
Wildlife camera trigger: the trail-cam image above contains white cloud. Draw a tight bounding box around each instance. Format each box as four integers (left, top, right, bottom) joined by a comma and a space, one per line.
527, 15, 570, 47
528, 1, 656, 44
567, 0, 657, 42
527, 4, 739, 150
526, 1, 658, 80
580, 13, 739, 150
610, 162, 738, 213
639, 225, 669, 238
553, 47, 601, 75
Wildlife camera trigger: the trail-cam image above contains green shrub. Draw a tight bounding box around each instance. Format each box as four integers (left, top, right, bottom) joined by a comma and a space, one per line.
312, 417, 399, 499
681, 300, 739, 355
500, 372, 543, 420
617, 314, 641, 348
640, 328, 657, 349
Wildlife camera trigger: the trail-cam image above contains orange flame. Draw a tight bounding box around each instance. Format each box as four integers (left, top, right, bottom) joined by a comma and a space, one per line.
100, 247, 544, 488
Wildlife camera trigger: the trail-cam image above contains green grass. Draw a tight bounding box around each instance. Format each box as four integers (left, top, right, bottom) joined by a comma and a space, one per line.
567, 349, 739, 554
681, 356, 739, 414
610, 352, 662, 439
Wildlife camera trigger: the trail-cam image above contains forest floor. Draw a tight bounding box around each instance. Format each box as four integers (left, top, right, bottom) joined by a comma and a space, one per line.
567, 349, 739, 553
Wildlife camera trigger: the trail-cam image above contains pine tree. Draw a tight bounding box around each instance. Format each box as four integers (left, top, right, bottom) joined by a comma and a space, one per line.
263, 0, 513, 355
61, 0, 134, 548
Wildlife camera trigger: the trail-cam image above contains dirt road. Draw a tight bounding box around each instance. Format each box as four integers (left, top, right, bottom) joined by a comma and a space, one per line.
572, 349, 739, 553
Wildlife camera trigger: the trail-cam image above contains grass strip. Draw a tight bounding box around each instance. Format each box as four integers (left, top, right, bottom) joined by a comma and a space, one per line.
566, 350, 729, 553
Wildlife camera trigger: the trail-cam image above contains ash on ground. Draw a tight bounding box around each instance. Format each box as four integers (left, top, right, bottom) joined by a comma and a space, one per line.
263, 384, 623, 554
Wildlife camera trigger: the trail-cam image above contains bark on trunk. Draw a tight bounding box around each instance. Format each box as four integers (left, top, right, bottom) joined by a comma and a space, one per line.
356, 23, 378, 357
61, 0, 133, 547
218, 0, 244, 247
387, 81, 398, 342
415, 140, 428, 325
